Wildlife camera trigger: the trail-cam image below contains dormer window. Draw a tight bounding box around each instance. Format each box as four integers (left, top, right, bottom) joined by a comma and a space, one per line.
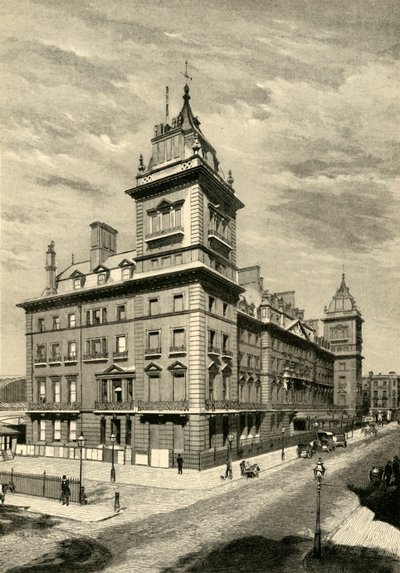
118, 259, 135, 281
97, 273, 106, 285
71, 271, 85, 290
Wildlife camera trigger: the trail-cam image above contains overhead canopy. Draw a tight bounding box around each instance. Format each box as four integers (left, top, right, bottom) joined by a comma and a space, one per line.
0, 423, 20, 436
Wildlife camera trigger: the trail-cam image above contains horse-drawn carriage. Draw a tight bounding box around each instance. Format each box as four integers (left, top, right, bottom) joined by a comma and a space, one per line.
297, 443, 315, 458
240, 460, 261, 478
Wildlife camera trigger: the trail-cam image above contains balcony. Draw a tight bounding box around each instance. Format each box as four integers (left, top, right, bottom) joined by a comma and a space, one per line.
208, 346, 220, 356
207, 229, 233, 251
27, 401, 81, 412
113, 350, 128, 360
83, 352, 108, 362
221, 349, 233, 358
34, 357, 47, 366
137, 400, 189, 412
48, 355, 62, 365
169, 345, 187, 355
144, 347, 162, 357
64, 355, 78, 365
144, 226, 184, 244
94, 401, 135, 412
205, 400, 267, 411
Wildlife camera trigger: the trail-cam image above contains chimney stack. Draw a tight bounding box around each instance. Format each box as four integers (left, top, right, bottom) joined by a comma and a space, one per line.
44, 240, 57, 295
90, 222, 118, 271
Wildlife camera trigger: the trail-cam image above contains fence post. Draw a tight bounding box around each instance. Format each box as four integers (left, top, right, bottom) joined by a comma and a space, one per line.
11, 467, 14, 486
42, 470, 46, 497
198, 452, 201, 472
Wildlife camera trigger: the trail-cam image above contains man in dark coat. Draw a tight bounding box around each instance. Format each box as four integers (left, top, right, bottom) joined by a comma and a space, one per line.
383, 461, 393, 486
177, 454, 183, 475
60, 475, 70, 506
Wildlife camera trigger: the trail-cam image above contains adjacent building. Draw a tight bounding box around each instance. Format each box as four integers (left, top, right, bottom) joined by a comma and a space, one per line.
17, 84, 361, 469
361, 371, 400, 422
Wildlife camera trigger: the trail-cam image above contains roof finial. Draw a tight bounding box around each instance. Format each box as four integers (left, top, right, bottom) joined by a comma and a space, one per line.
165, 86, 169, 124
181, 60, 192, 83
227, 170, 234, 185
138, 154, 145, 173
71, 253, 75, 265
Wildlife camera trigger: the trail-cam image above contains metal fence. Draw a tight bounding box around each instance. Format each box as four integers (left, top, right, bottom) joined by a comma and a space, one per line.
0, 470, 80, 503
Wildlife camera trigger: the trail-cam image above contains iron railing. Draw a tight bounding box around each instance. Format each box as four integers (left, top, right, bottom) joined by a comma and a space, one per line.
137, 400, 189, 411
94, 401, 135, 411
0, 470, 80, 503
27, 401, 81, 411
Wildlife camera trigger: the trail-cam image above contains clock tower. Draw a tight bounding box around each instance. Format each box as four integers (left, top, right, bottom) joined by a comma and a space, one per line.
323, 274, 363, 415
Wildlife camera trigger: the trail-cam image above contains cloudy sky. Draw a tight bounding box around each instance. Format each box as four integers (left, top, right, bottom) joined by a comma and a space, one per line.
1, 0, 399, 375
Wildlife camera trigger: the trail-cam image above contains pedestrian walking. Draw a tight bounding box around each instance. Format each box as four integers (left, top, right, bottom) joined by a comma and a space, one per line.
177, 454, 183, 475
383, 461, 393, 486
392, 456, 400, 485
60, 475, 70, 506
225, 458, 232, 480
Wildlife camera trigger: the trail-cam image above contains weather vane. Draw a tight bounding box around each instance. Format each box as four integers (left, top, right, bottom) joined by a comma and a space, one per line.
181, 60, 192, 82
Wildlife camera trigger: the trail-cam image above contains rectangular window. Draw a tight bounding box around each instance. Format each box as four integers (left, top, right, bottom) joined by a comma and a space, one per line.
100, 418, 106, 445
126, 418, 132, 446
38, 318, 45, 332
36, 344, 46, 362
151, 258, 158, 269
222, 334, 229, 352
53, 379, 61, 403
208, 296, 215, 313
175, 207, 181, 227
67, 341, 77, 360
52, 316, 60, 330
68, 379, 77, 402
97, 273, 107, 285
208, 375, 214, 400
222, 303, 228, 317
86, 308, 107, 325
116, 335, 127, 353
117, 305, 126, 321
172, 328, 185, 348
73, 277, 82, 290
175, 253, 182, 265
162, 256, 171, 267
68, 313, 76, 328
148, 331, 161, 350
85, 338, 108, 358
173, 294, 184, 312
247, 355, 253, 369
51, 343, 61, 361
39, 378, 46, 402
222, 375, 229, 400
53, 419, 61, 441
149, 298, 159, 316
208, 330, 217, 350
39, 420, 46, 441
68, 420, 77, 441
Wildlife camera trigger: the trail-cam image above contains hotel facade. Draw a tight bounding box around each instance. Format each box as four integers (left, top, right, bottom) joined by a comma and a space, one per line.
17, 85, 363, 468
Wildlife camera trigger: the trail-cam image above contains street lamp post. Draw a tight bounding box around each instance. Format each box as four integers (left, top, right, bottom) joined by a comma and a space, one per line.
313, 458, 326, 559
227, 432, 234, 479
77, 433, 86, 505
281, 427, 285, 461
110, 433, 116, 483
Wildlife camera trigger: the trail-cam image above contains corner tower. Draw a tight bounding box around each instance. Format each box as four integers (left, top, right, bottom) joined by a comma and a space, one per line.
323, 274, 363, 414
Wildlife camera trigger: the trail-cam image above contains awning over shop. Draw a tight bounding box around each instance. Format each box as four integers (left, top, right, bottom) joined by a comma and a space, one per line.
0, 423, 20, 436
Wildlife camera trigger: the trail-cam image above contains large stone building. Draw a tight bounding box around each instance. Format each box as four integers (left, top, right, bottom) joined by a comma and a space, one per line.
17, 84, 360, 469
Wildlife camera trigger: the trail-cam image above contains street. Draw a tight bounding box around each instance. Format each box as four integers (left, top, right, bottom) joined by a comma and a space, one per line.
1, 428, 399, 573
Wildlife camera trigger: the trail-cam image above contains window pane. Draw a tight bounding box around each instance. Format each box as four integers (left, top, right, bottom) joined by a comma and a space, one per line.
175, 207, 181, 227
162, 211, 170, 230
148, 332, 160, 349
173, 294, 183, 312
173, 329, 185, 347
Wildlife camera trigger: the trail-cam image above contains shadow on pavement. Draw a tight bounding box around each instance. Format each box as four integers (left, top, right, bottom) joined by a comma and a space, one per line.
347, 483, 400, 529
306, 543, 400, 573
0, 506, 56, 536
6, 537, 112, 573
160, 534, 310, 573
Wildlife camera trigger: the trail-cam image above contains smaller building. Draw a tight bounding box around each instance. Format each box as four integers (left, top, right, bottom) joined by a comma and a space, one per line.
361, 371, 400, 422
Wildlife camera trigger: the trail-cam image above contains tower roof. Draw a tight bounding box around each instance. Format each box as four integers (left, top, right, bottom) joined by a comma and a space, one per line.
326, 273, 358, 314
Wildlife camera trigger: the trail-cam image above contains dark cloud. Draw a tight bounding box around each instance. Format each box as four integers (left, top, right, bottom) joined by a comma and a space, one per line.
2, 37, 128, 94
34, 175, 104, 195
271, 187, 397, 253
286, 154, 383, 178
